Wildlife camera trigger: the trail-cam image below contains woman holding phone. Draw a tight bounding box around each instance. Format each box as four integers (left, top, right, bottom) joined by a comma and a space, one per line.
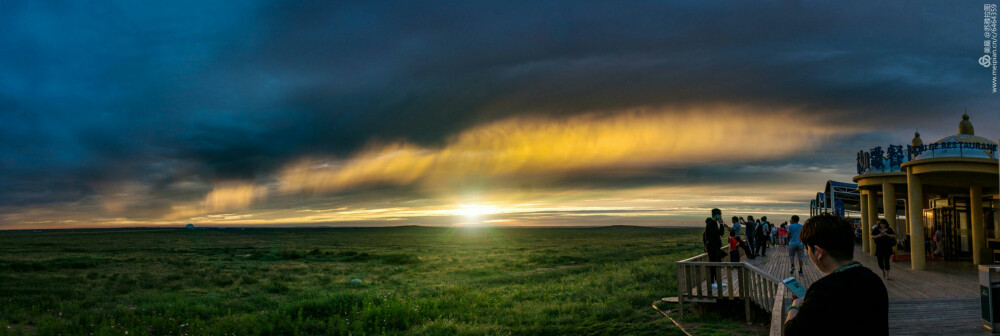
872, 218, 896, 280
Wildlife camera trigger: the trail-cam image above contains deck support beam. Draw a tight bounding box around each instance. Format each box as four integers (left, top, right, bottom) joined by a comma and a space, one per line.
882, 182, 897, 254
867, 188, 879, 256
907, 168, 926, 270
861, 190, 870, 254
904, 198, 910, 239
971, 185, 986, 265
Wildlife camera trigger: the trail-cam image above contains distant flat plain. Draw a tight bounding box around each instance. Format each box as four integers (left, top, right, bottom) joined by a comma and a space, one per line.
0, 226, 754, 335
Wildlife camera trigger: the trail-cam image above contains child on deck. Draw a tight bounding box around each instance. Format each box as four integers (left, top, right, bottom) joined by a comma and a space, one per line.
778, 224, 788, 246
729, 230, 740, 262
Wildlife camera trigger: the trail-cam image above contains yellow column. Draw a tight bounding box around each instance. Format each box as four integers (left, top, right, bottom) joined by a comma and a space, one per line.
867, 188, 879, 256
907, 167, 926, 270
971, 185, 986, 265
882, 182, 897, 254
904, 196, 910, 237
860, 190, 870, 254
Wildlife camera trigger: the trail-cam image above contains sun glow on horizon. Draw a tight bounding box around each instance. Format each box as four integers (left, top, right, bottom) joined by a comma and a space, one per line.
453, 204, 502, 226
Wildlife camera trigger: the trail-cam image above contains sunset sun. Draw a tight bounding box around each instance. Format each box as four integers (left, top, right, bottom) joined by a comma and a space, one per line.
455, 204, 499, 225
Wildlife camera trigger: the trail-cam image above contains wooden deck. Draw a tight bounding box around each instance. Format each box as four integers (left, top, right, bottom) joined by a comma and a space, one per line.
674, 243, 990, 335
746, 244, 987, 335
742, 244, 980, 297
888, 297, 983, 336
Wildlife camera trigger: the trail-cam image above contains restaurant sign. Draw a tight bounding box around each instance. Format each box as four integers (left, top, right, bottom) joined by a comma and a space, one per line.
856, 145, 906, 175
857, 143, 999, 175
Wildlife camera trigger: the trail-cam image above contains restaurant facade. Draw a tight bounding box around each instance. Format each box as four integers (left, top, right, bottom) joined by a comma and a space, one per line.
851, 114, 999, 270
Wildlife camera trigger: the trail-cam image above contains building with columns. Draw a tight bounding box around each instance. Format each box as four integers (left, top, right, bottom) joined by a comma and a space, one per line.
853, 114, 998, 270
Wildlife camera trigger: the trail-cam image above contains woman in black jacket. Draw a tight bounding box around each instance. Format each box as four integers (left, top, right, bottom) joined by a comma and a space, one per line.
872, 218, 896, 280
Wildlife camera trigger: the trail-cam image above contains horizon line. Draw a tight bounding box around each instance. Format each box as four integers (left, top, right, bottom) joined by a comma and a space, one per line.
0, 224, 706, 232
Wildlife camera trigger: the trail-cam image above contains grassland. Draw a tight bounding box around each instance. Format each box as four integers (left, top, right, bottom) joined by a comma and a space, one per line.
0, 226, 755, 335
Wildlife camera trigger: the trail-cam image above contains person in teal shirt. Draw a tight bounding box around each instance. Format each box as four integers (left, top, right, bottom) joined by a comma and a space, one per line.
787, 215, 804, 276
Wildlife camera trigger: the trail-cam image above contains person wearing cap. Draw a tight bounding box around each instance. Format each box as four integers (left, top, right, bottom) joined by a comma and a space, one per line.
783, 214, 887, 335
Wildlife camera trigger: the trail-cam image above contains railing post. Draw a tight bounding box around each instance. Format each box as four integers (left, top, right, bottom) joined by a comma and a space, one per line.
726, 266, 735, 299
742, 267, 751, 323
696, 265, 710, 299
677, 263, 685, 320
714, 264, 722, 300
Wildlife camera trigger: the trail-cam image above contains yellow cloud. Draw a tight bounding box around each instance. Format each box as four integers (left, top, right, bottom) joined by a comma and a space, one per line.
167, 183, 268, 219
278, 106, 855, 194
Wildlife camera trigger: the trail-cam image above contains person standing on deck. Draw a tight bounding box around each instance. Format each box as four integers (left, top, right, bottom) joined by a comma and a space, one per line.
744, 215, 757, 255
703, 209, 727, 287
787, 215, 805, 276
783, 213, 888, 335
728, 230, 740, 262
779, 223, 788, 246
761, 216, 772, 246
932, 225, 943, 258
730, 216, 756, 259
770, 220, 778, 245
755, 218, 768, 257
872, 218, 896, 280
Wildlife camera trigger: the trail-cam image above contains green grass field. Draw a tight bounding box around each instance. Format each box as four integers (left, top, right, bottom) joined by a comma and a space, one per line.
0, 226, 756, 335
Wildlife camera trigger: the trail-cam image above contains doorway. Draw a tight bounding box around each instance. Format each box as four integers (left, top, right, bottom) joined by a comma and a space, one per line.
932, 207, 972, 261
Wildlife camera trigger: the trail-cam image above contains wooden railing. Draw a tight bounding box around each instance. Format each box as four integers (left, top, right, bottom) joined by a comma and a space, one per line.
675, 247, 787, 336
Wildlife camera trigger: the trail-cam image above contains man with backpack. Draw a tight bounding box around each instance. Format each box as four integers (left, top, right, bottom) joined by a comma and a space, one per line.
744, 215, 757, 256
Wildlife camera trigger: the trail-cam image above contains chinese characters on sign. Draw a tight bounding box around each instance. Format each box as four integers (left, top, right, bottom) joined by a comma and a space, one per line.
856, 145, 904, 174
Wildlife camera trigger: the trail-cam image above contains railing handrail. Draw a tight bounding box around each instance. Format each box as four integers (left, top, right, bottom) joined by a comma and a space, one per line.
676, 245, 729, 263
677, 253, 709, 263
679, 261, 744, 266
743, 261, 782, 283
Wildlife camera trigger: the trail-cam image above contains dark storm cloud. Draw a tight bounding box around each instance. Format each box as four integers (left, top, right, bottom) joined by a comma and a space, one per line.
0, 0, 993, 218
231, 0, 991, 155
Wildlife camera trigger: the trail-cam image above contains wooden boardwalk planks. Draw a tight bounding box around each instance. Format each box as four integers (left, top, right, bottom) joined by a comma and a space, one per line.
750, 244, 979, 298
888, 297, 984, 336
853, 252, 979, 299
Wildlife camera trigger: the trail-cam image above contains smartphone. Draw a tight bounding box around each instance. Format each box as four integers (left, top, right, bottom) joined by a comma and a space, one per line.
782, 277, 807, 298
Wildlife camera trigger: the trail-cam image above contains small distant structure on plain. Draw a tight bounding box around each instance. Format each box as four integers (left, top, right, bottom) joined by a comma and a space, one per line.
185, 223, 195, 229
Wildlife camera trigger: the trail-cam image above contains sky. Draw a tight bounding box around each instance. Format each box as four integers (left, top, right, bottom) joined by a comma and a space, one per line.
1, 1, 998, 229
